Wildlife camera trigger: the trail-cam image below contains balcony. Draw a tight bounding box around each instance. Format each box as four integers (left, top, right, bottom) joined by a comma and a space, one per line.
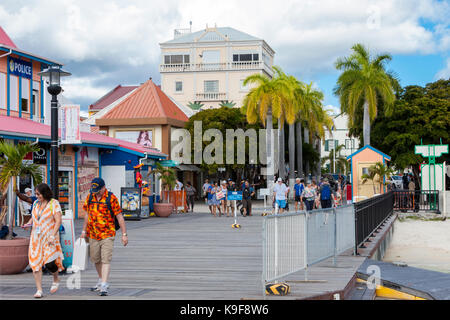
160, 61, 272, 75
195, 92, 227, 101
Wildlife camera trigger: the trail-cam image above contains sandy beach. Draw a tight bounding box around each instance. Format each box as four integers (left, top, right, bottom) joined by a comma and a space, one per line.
383, 219, 450, 273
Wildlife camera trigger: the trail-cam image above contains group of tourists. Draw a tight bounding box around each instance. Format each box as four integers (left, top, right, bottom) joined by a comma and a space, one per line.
272, 176, 347, 213
202, 179, 255, 217
16, 178, 128, 299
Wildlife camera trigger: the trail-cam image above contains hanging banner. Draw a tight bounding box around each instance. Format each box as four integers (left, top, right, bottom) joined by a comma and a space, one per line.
61, 105, 81, 144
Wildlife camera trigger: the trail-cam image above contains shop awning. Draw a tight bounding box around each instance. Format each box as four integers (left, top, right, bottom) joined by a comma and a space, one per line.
0, 115, 167, 159
175, 164, 201, 172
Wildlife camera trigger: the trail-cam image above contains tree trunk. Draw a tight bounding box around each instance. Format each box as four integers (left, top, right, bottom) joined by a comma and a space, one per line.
315, 137, 321, 183
266, 108, 274, 203
363, 101, 370, 146
279, 123, 285, 180
304, 127, 310, 179
296, 121, 303, 178
6, 177, 16, 240
288, 123, 295, 198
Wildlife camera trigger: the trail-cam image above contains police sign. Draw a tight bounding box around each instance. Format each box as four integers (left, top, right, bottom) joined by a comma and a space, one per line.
8, 57, 32, 79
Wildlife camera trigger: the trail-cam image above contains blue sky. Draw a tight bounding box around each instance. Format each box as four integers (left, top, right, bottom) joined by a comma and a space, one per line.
317, 53, 447, 109
0, 0, 448, 114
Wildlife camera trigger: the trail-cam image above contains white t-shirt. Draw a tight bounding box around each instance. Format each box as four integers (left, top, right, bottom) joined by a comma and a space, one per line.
273, 183, 288, 200
174, 181, 183, 191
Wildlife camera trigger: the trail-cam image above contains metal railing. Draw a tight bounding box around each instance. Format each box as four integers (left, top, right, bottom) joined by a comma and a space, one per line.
262, 205, 355, 288
354, 192, 394, 251
159, 61, 267, 73
393, 190, 440, 213
262, 212, 307, 284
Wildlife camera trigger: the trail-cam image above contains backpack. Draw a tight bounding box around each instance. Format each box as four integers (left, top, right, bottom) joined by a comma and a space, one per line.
88, 192, 120, 230
243, 187, 251, 200
321, 185, 331, 200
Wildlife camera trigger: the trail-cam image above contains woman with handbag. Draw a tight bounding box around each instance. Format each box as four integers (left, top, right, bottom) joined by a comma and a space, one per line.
27, 183, 64, 298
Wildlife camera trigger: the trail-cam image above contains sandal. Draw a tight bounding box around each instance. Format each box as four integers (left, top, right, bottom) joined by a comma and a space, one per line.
34, 290, 43, 298
50, 281, 60, 294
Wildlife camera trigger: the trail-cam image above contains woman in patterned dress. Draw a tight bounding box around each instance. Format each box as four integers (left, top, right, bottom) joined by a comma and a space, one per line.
28, 183, 64, 298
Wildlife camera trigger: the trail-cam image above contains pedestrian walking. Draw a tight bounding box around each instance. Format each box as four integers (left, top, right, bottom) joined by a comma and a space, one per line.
226, 180, 237, 217
242, 181, 255, 216
80, 178, 128, 296
319, 178, 333, 209
174, 179, 183, 191
273, 178, 288, 213
302, 181, 316, 211
185, 182, 196, 212
219, 181, 228, 216
202, 179, 211, 204
294, 178, 305, 211
209, 181, 222, 217
27, 183, 65, 298
311, 180, 320, 209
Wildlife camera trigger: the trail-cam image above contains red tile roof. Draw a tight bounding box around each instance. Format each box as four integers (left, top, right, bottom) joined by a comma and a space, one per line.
99, 79, 188, 125
89, 85, 138, 111
0, 26, 17, 48
0, 115, 166, 158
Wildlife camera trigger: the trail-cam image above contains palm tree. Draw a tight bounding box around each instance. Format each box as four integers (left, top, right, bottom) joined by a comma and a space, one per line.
242, 66, 293, 199
0, 141, 42, 239
321, 144, 348, 173
334, 43, 396, 146
219, 100, 236, 108
303, 87, 334, 181
362, 162, 395, 195
291, 82, 334, 180
273, 71, 305, 191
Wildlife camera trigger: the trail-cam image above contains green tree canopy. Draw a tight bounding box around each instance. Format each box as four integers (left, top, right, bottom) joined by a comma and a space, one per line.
367, 79, 450, 173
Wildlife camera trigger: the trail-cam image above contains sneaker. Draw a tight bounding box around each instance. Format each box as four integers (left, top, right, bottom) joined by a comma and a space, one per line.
90, 280, 102, 292
99, 283, 109, 296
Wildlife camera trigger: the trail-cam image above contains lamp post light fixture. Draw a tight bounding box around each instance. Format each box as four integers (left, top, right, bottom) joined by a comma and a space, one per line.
38, 65, 71, 200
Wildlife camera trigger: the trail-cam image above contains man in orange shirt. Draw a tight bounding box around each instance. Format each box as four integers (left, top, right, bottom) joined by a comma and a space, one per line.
81, 178, 128, 296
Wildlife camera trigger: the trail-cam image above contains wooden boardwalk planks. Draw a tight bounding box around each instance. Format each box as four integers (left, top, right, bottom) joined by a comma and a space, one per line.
0, 205, 365, 300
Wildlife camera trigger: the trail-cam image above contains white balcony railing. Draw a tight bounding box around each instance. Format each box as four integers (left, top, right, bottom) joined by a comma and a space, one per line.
159, 61, 271, 73
195, 92, 227, 101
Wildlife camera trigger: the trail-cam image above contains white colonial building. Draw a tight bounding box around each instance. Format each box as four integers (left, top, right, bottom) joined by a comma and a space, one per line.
159, 25, 275, 110
321, 113, 360, 174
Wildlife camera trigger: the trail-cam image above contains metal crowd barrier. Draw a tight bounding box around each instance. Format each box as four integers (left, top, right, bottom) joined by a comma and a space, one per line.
262, 205, 356, 291
393, 190, 440, 213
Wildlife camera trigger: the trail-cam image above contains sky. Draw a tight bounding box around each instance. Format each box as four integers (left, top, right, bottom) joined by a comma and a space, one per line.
0, 0, 448, 116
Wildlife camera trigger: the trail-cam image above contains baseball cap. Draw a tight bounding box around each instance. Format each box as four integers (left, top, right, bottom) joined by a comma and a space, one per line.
277, 178, 282, 182
90, 178, 105, 193
25, 188, 33, 193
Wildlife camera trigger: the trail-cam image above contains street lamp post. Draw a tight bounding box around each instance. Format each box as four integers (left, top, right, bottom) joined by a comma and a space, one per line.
38, 66, 71, 199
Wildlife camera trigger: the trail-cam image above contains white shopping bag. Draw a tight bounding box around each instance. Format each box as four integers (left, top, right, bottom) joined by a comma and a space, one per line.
72, 238, 89, 271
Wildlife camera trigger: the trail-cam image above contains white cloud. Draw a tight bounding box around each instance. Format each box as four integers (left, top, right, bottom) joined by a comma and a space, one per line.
0, 0, 448, 106
435, 58, 450, 80
61, 76, 112, 103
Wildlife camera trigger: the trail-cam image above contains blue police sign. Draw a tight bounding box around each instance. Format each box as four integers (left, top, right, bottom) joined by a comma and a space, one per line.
8, 57, 32, 79
227, 191, 243, 201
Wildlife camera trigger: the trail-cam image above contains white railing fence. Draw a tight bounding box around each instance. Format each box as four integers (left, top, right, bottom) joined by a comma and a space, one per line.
262, 205, 356, 293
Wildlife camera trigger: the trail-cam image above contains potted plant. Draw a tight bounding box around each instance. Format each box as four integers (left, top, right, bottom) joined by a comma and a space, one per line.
152, 162, 176, 217
0, 141, 42, 274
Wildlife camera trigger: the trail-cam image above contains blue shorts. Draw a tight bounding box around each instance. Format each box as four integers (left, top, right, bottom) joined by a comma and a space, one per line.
276, 200, 286, 209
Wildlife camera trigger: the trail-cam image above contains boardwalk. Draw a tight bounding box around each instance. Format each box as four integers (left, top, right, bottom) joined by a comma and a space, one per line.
0, 202, 364, 300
